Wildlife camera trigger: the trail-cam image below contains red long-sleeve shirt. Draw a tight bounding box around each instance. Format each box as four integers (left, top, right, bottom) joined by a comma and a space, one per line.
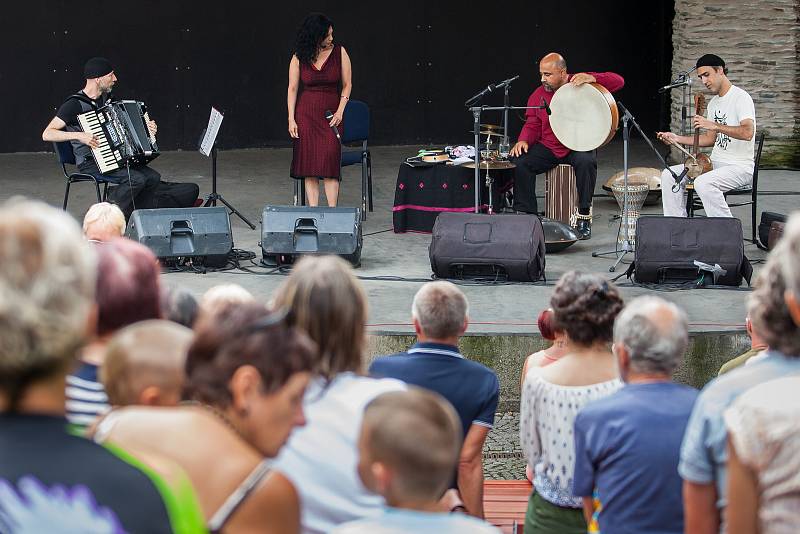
518, 71, 625, 158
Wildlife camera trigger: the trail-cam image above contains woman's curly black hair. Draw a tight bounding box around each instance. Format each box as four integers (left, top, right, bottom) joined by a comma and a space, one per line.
294, 13, 333, 64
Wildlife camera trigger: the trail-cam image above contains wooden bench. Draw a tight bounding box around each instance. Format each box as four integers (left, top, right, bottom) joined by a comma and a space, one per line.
483, 480, 532, 534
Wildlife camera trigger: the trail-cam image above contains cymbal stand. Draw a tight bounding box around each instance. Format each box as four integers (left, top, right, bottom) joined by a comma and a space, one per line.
467, 104, 546, 213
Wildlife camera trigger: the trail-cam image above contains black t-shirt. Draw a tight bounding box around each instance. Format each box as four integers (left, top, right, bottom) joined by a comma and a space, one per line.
0, 414, 175, 533
55, 91, 109, 129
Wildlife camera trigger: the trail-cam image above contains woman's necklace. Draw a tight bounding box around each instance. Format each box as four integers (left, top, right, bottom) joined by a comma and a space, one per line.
181, 400, 244, 439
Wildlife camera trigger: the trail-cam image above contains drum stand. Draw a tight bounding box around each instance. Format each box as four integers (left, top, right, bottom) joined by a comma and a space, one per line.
593, 101, 688, 271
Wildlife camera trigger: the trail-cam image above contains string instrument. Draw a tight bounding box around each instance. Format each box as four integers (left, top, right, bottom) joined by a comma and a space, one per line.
684, 93, 713, 179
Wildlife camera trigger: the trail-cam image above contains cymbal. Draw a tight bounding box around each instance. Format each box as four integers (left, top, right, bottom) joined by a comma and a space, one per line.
480, 124, 504, 132
468, 130, 506, 136
461, 160, 516, 170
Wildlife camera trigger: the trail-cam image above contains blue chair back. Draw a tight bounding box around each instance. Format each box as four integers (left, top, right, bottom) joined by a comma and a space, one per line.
342, 100, 370, 144
54, 141, 76, 166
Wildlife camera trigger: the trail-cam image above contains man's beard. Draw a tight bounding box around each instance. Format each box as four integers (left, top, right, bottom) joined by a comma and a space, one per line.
542, 83, 554, 92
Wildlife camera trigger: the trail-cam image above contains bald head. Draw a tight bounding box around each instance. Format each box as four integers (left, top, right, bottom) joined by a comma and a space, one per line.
101, 320, 194, 406
540, 52, 566, 71
613, 296, 688, 375
539, 52, 569, 92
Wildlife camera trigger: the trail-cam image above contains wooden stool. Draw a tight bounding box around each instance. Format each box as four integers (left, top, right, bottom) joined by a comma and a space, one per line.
545, 164, 579, 226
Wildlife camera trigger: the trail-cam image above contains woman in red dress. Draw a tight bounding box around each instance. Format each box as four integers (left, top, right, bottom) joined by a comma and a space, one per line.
288, 13, 352, 207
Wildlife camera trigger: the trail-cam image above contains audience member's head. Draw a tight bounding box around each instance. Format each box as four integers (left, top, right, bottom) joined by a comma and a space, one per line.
160, 285, 199, 328
95, 238, 161, 338
198, 283, 255, 320
185, 301, 317, 456
749, 224, 800, 357
0, 199, 96, 411
777, 213, 800, 329
101, 320, 193, 407
357, 388, 462, 504
411, 281, 468, 342
550, 271, 624, 347
83, 202, 126, 241
613, 296, 688, 381
537, 308, 560, 341
272, 255, 367, 379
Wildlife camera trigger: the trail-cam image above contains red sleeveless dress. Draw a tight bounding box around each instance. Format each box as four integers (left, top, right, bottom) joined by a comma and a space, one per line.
291, 44, 343, 180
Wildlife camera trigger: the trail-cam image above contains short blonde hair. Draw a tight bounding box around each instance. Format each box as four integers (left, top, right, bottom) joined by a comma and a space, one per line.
83, 202, 126, 241
0, 198, 96, 405
363, 388, 462, 500
101, 320, 194, 406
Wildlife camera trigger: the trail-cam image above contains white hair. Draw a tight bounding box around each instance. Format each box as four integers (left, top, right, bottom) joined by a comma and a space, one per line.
83, 202, 126, 241
411, 281, 468, 339
613, 296, 688, 375
0, 199, 97, 401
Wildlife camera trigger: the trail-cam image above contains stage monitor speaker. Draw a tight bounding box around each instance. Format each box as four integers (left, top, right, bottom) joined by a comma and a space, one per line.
627, 216, 752, 286
429, 212, 546, 281
125, 207, 233, 268
260, 206, 362, 267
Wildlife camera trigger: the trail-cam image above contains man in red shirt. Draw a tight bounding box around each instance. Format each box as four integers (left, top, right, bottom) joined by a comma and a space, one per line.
510, 52, 624, 239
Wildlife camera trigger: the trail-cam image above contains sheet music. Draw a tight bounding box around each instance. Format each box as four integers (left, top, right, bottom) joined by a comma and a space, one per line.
199, 107, 224, 157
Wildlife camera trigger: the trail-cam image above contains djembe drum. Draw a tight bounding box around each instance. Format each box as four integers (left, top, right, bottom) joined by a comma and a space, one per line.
611, 183, 649, 248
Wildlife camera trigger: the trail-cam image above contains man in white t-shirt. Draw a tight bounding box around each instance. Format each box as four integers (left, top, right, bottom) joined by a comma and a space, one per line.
657, 54, 756, 218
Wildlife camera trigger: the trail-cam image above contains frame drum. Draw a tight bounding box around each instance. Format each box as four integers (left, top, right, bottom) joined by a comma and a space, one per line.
549, 82, 619, 151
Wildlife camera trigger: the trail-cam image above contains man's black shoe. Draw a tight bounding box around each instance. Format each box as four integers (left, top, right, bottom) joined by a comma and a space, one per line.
575, 218, 592, 240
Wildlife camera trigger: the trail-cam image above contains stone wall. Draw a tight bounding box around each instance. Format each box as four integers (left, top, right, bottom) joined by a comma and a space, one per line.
671, 0, 799, 167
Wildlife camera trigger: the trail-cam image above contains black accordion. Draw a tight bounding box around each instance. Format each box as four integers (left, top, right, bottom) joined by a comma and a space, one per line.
77, 100, 159, 173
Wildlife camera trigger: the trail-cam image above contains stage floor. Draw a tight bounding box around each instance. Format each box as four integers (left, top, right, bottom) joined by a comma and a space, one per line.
4, 139, 797, 336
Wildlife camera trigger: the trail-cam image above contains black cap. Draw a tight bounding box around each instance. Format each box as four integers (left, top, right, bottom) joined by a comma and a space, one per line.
84, 57, 114, 79
695, 54, 725, 70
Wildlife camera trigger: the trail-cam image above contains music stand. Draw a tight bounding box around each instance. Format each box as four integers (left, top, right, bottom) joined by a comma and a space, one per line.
199, 107, 256, 229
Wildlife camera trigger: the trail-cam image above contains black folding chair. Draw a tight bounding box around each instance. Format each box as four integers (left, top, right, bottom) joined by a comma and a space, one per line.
341, 100, 373, 220
54, 141, 109, 210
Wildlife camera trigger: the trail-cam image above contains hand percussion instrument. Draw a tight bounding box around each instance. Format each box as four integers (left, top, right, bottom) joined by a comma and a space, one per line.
549, 82, 619, 151
603, 167, 662, 206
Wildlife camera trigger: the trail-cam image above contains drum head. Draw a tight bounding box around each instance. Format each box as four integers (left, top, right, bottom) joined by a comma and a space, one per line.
549, 83, 618, 151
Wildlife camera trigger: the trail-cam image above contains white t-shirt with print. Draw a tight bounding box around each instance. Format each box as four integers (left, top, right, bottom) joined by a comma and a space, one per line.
706, 84, 756, 170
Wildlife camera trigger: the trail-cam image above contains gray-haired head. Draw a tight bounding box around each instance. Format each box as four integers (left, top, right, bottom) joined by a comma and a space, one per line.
613, 296, 688, 375
777, 212, 800, 300
411, 281, 469, 339
0, 198, 97, 408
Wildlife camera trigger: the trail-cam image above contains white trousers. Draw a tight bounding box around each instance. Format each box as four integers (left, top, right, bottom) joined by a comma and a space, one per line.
660, 160, 753, 218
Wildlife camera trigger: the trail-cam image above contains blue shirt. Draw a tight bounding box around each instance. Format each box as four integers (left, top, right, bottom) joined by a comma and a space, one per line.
369, 342, 500, 435
573, 382, 698, 534
331, 506, 502, 534
679, 350, 800, 512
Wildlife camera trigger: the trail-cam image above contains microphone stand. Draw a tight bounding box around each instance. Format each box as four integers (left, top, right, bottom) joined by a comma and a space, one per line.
592, 101, 687, 272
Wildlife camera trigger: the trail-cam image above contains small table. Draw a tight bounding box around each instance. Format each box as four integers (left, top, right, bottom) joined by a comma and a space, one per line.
392, 163, 513, 233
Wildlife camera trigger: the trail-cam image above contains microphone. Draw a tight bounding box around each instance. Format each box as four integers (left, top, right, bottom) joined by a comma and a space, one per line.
495, 75, 519, 90
324, 110, 341, 140
658, 80, 690, 93
464, 84, 496, 107
541, 97, 551, 116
